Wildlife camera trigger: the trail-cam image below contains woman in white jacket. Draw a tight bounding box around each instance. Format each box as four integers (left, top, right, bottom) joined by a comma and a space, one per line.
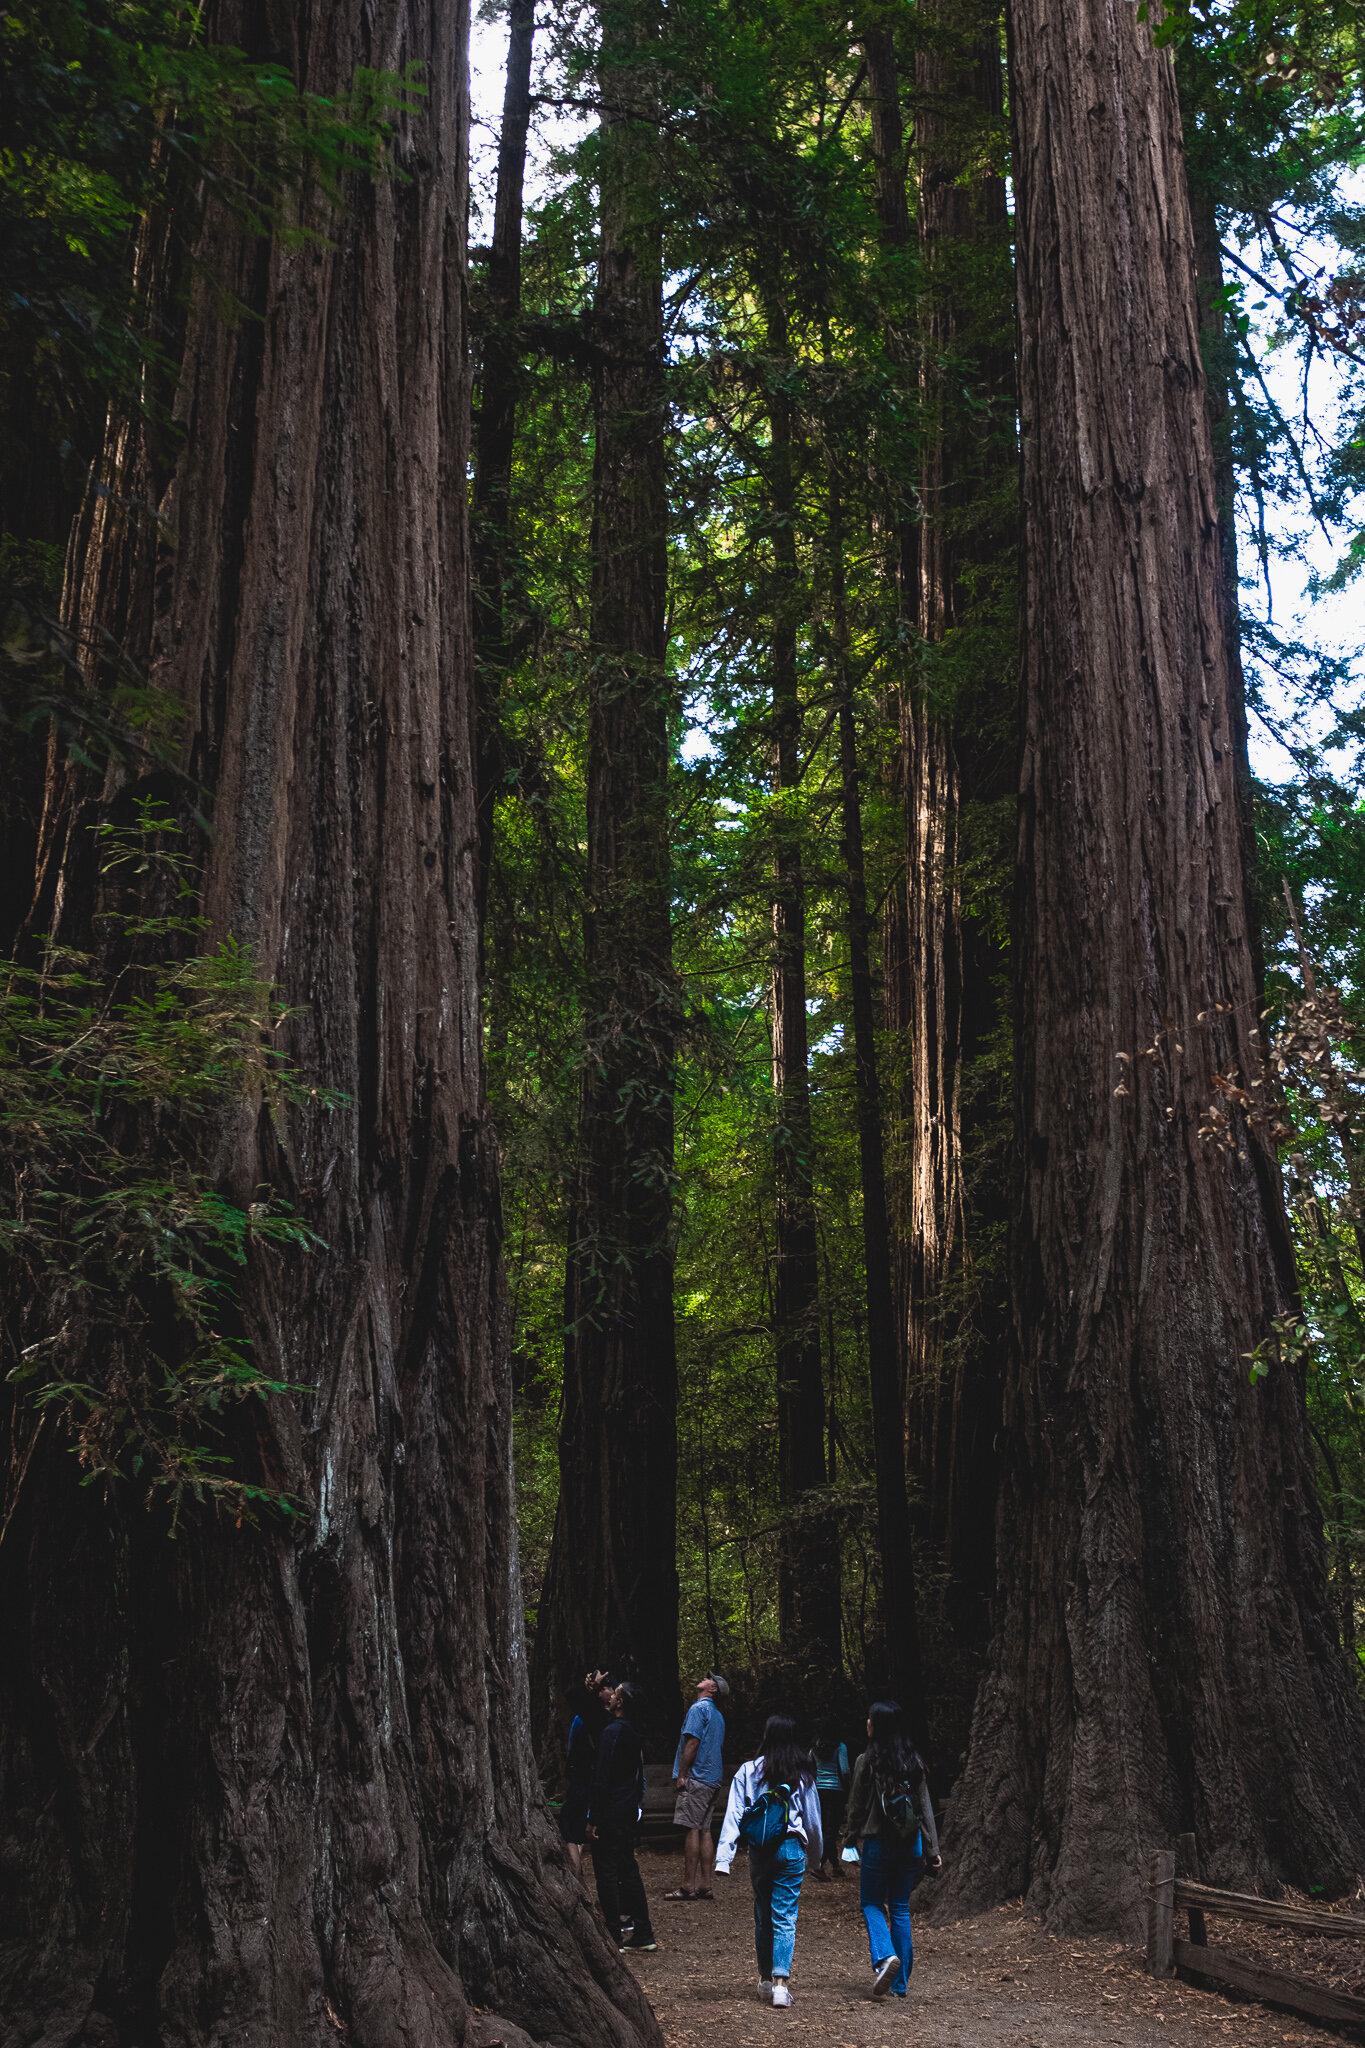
715, 1715, 823, 2007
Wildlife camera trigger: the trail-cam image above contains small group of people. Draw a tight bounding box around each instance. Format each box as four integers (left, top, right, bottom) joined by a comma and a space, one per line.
557, 1665, 940, 2007
716, 1698, 941, 2007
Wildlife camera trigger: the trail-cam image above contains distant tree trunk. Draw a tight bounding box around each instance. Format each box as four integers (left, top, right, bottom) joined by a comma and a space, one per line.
864, 12, 1010, 1687
826, 469, 922, 1722
946, 0, 1365, 1932
765, 301, 841, 1671
472, 0, 535, 929
903, 6, 1012, 1639
0, 2, 664, 2043
531, 2, 679, 1760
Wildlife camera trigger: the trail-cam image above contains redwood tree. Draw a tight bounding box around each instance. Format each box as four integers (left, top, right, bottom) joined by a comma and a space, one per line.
946, 0, 1365, 1930
766, 303, 842, 1671
472, 0, 535, 926
0, 0, 663, 2040
901, 3, 1012, 1639
531, 0, 680, 1757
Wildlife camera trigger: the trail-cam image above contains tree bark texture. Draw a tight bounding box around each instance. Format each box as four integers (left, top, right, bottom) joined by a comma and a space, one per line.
826, 475, 922, 1721
766, 311, 841, 1671
1184, 171, 1261, 994
901, 7, 1012, 1633
945, 0, 1365, 1933
865, 12, 1010, 1673
0, 2, 664, 2042
471, 0, 535, 931
531, 8, 680, 1760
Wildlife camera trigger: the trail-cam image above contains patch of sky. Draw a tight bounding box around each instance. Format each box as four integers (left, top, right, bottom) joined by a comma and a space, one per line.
1228, 175, 1365, 785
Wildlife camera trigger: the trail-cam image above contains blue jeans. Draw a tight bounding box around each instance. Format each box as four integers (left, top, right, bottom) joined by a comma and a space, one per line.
859, 1836, 917, 1994
750, 1836, 805, 1978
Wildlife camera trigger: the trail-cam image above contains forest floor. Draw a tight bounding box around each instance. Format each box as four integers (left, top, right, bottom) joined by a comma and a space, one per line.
622, 1847, 1357, 2047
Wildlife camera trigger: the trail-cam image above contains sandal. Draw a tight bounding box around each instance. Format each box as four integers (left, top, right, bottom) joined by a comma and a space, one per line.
694, 1889, 715, 1900
663, 1888, 696, 1901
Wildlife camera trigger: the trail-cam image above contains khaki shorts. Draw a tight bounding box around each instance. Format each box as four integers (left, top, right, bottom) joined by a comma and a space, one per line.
673, 1778, 720, 1832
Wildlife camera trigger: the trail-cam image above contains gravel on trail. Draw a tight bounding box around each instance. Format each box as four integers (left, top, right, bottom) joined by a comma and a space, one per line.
617, 1846, 1341, 2047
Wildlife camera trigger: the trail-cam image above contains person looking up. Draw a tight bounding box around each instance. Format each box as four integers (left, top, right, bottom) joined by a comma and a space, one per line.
667, 1671, 729, 1900
842, 1699, 942, 1998
586, 1681, 657, 1952
714, 1713, 822, 2008
559, 1669, 615, 1876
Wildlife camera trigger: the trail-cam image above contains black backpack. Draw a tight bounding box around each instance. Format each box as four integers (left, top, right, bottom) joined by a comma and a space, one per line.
873, 1767, 924, 1855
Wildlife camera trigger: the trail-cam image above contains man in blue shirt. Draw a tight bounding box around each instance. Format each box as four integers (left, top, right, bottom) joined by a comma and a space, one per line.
666, 1672, 729, 1900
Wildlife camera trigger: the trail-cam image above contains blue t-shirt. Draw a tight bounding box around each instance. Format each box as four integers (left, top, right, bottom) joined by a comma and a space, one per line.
814, 1741, 849, 1792
673, 1696, 725, 1784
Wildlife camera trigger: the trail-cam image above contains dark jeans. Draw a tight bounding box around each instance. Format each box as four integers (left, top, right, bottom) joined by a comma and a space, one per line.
817, 1789, 847, 1862
859, 1835, 917, 1994
592, 1822, 654, 1944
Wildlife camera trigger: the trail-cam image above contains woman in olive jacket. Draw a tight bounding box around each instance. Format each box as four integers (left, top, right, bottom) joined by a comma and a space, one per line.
842, 1700, 941, 1999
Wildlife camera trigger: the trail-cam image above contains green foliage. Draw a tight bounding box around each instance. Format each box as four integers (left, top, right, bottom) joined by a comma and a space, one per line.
1, 0, 421, 496
0, 801, 335, 1522
484, 0, 1016, 1699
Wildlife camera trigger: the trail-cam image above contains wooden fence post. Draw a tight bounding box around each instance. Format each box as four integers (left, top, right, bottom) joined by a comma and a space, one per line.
1147, 1848, 1175, 1976
1176, 1831, 1207, 1946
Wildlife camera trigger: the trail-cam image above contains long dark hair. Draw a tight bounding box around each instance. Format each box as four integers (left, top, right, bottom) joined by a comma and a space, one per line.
759, 1714, 813, 1791
865, 1700, 924, 1786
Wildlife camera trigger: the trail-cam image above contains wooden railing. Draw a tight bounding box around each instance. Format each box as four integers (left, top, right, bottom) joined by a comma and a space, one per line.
1146, 1833, 1365, 2030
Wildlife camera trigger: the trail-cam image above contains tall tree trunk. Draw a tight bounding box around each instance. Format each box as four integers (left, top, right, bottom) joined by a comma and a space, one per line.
1183, 160, 1262, 995
765, 303, 841, 1671
903, 5, 1012, 1639
0, 2, 663, 2042
472, 0, 535, 930
531, 4, 680, 1759
864, 14, 1010, 1699
826, 471, 922, 1722
946, 0, 1365, 1932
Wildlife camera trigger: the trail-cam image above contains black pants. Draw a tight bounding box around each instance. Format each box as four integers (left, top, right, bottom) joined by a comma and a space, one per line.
818, 1788, 847, 1863
593, 1821, 654, 1944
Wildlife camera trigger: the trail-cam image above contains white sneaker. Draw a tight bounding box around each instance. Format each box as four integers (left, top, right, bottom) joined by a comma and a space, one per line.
872, 1955, 899, 1997
772, 1981, 792, 2008
757, 1979, 772, 2001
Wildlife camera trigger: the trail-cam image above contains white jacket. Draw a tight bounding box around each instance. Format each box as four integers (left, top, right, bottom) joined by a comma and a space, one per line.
714, 1759, 823, 1874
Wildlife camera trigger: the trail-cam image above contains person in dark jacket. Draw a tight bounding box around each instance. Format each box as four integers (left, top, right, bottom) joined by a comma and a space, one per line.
587, 1681, 657, 1952
842, 1699, 942, 1998
560, 1670, 614, 1874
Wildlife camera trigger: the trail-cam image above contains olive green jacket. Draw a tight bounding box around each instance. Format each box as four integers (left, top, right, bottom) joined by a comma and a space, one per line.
843, 1749, 940, 1857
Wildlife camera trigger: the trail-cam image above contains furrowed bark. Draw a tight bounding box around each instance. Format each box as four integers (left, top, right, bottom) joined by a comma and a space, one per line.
531, 1, 680, 1759
0, 1, 663, 2041
903, 3, 1012, 1639
766, 302, 841, 1672
826, 469, 922, 1722
865, 11, 1010, 1699
944, 0, 1365, 1932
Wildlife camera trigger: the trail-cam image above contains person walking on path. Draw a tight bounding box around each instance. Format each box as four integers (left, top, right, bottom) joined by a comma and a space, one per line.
811, 1719, 851, 1880
559, 1669, 614, 1876
843, 1699, 942, 1998
715, 1713, 823, 2008
587, 1681, 658, 1952
666, 1670, 729, 1900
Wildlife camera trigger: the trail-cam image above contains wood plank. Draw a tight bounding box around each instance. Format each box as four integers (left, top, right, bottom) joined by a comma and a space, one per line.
1148, 1850, 1175, 1977
1174, 1937, 1365, 2027
1174, 1880, 1365, 1942
1176, 1832, 1207, 1947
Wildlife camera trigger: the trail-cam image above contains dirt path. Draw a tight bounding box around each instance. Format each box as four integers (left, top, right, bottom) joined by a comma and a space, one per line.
620, 1847, 1335, 2047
